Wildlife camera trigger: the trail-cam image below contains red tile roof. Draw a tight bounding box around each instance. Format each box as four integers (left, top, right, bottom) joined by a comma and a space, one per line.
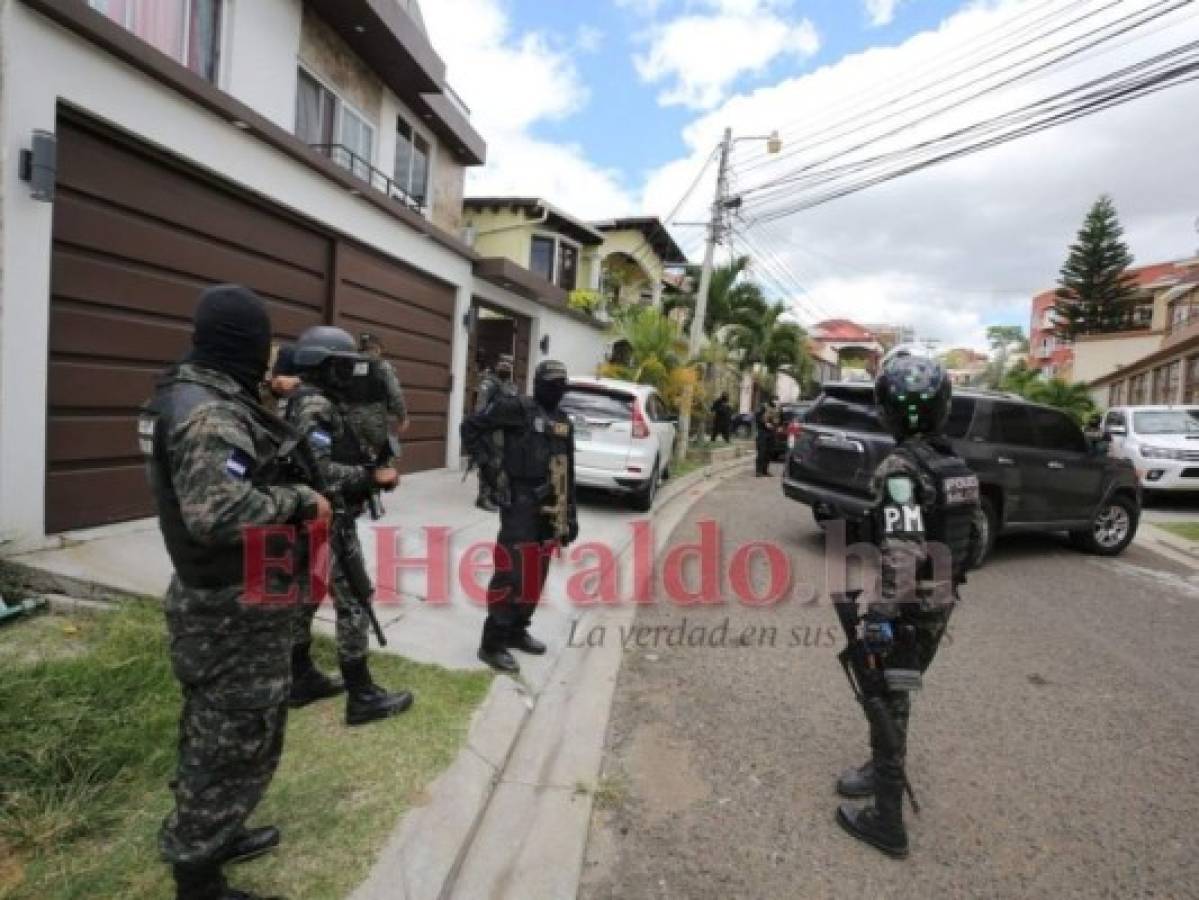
811, 318, 877, 341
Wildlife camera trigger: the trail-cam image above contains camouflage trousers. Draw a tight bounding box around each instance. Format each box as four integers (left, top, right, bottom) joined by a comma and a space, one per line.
159, 578, 295, 866
292, 528, 370, 664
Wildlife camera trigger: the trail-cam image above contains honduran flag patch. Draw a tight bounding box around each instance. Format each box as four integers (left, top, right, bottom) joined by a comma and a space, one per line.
225, 449, 253, 480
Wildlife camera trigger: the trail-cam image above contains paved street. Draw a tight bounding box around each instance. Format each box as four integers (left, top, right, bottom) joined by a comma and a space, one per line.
581, 473, 1199, 899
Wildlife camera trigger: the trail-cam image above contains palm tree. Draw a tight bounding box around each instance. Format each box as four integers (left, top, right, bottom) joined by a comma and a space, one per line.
1027, 378, 1097, 424
723, 303, 809, 406
602, 306, 689, 394
664, 255, 770, 335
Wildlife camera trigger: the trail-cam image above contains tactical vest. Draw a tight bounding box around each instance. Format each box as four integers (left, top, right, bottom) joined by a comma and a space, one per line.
140, 376, 284, 589
502, 397, 572, 485
900, 439, 979, 581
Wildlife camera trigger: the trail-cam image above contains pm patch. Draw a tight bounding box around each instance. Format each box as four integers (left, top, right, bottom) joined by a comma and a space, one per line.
225, 448, 253, 480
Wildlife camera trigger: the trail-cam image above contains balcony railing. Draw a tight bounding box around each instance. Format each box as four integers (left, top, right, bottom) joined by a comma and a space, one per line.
309, 143, 426, 214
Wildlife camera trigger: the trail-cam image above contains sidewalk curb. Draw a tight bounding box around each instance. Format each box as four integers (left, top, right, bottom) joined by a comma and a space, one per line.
350, 455, 752, 900
1134, 522, 1199, 569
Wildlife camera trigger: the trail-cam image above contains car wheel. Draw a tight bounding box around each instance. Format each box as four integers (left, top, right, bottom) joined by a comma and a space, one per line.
1071, 495, 1137, 556
971, 496, 998, 569
631, 459, 660, 512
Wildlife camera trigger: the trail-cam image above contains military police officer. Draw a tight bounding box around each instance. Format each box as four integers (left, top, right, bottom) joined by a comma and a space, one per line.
141, 285, 331, 900
472, 354, 517, 512
286, 325, 414, 726
461, 359, 579, 672
754, 395, 779, 476
834, 350, 978, 858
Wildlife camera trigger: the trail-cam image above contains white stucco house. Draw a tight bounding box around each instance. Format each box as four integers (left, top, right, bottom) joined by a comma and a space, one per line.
0, 0, 607, 549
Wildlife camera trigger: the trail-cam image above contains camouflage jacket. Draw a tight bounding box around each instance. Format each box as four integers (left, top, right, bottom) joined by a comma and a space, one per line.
148, 363, 320, 562
344, 359, 406, 459
149, 364, 320, 708
287, 387, 376, 510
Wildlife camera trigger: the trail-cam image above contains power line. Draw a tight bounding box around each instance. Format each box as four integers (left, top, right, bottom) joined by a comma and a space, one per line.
738, 0, 1193, 202
738, 39, 1199, 225
735, 0, 1115, 173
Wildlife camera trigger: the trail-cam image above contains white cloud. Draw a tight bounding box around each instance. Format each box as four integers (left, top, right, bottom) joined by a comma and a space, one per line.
633, 0, 820, 109
422, 0, 636, 216
576, 25, 605, 54
864, 0, 902, 28
642, 0, 1199, 350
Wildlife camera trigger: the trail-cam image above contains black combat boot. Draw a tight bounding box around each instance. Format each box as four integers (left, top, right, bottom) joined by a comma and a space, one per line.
287, 642, 343, 708
173, 863, 283, 900
506, 629, 547, 655
218, 825, 281, 865
341, 658, 414, 727
479, 618, 519, 671
835, 774, 909, 858
835, 759, 875, 798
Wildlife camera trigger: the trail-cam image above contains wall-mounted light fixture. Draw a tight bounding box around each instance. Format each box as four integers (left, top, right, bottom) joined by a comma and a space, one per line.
19, 130, 57, 202
539, 334, 550, 354
462, 305, 478, 332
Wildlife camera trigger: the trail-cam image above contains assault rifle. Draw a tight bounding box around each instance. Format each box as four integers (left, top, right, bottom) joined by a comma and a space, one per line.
832, 590, 919, 813
284, 433, 387, 647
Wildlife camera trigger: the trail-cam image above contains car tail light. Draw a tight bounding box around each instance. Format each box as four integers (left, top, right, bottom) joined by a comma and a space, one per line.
787, 420, 802, 448
631, 402, 650, 439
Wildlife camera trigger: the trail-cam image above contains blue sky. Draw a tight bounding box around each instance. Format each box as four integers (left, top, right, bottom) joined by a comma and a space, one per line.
519, 0, 967, 186
424, 0, 1199, 348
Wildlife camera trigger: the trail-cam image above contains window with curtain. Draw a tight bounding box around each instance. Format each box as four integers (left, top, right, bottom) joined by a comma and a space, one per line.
339, 106, 375, 178
395, 118, 431, 207
89, 0, 222, 82
295, 70, 336, 147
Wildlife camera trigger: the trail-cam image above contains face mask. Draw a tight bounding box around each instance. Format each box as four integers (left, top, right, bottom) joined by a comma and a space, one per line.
535, 378, 567, 411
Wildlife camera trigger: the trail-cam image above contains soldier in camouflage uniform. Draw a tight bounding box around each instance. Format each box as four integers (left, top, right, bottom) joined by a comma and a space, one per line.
351, 332, 409, 464
286, 326, 414, 726
141, 285, 331, 900
834, 351, 978, 858
472, 354, 516, 512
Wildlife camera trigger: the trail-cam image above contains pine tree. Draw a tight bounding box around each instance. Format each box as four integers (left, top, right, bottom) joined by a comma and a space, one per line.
1053, 195, 1139, 340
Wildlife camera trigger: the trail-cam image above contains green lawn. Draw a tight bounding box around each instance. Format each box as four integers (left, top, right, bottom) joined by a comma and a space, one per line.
0, 600, 491, 899
1159, 521, 1199, 543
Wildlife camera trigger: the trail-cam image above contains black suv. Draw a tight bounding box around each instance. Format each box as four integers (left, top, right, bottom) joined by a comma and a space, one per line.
781, 382, 1141, 564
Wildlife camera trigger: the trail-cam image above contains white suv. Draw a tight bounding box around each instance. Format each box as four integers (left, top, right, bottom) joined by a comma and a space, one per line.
560, 378, 677, 510
1102, 405, 1199, 493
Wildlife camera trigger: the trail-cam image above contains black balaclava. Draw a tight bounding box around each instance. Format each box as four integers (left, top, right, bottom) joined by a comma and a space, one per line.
189, 285, 272, 396
534, 359, 569, 412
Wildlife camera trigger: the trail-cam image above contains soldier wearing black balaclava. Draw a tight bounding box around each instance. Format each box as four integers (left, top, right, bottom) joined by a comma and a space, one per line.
461, 360, 579, 672
832, 350, 978, 858
140, 285, 331, 900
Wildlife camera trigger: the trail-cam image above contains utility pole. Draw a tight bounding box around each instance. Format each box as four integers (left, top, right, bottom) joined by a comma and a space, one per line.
675, 127, 733, 463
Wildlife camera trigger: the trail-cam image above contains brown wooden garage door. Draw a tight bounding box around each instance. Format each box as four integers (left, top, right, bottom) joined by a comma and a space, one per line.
332, 243, 455, 474
47, 115, 455, 532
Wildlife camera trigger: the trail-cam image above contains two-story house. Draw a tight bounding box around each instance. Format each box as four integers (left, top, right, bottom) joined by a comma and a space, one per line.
0, 0, 612, 548
459, 197, 688, 410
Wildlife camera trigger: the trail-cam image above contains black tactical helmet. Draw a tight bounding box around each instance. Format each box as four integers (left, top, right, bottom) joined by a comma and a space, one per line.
293, 325, 360, 369
875, 352, 952, 438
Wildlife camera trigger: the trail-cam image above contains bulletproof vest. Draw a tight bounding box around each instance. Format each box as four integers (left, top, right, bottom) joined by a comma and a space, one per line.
139, 376, 283, 589
501, 397, 572, 484
900, 439, 979, 581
